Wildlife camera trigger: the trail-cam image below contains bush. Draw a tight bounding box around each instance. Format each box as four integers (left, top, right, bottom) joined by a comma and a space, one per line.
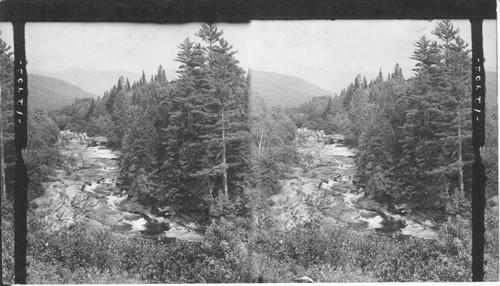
485, 211, 499, 281
19, 208, 479, 283
248, 214, 474, 282
26, 217, 256, 283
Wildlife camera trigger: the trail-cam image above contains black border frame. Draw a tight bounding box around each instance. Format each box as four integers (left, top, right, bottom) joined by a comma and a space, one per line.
0, 0, 496, 284
0, 0, 497, 22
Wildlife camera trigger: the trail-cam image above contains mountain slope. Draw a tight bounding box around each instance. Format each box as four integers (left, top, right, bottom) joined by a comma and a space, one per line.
28, 74, 97, 110
36, 68, 141, 96
250, 70, 332, 108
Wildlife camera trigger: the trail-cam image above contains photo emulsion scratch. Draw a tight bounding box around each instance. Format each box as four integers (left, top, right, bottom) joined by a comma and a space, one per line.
0, 16, 498, 283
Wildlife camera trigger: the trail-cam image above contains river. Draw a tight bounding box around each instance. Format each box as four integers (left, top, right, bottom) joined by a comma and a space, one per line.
31, 130, 203, 242
265, 128, 438, 240
31, 129, 437, 242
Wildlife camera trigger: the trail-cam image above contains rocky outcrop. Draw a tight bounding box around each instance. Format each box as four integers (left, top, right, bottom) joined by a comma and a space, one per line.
31, 179, 121, 231
32, 131, 128, 231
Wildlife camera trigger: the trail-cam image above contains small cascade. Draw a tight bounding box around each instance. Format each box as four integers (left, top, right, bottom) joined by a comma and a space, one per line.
122, 218, 148, 232
359, 215, 384, 229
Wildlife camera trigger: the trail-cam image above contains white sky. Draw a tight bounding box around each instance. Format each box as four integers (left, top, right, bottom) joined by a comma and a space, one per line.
0, 22, 249, 81
248, 20, 497, 93
0, 20, 497, 93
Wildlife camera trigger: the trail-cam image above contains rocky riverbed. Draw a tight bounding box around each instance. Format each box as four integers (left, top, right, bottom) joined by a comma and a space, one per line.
30, 130, 203, 242
265, 128, 439, 240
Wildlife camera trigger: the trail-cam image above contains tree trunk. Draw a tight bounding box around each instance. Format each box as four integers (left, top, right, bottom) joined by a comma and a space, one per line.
443, 175, 449, 198
458, 101, 464, 196
0, 81, 5, 198
222, 110, 228, 197
258, 126, 264, 156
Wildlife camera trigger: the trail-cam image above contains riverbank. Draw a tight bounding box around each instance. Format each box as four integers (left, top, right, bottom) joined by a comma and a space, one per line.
30, 130, 203, 242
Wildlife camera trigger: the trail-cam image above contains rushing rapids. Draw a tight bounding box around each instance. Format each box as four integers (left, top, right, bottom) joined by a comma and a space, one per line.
31, 130, 203, 242
31, 129, 438, 242
264, 128, 438, 240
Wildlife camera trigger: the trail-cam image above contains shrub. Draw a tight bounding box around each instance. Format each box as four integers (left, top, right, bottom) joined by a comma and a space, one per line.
21, 208, 480, 283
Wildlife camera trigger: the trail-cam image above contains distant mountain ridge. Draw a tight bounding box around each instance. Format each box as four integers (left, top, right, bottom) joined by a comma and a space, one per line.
250, 70, 332, 108
27, 69, 496, 112
34, 68, 141, 96
28, 73, 97, 110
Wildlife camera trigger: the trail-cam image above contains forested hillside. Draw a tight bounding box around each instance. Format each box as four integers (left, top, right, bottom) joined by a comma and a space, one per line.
39, 68, 141, 95
250, 70, 332, 108
28, 74, 97, 110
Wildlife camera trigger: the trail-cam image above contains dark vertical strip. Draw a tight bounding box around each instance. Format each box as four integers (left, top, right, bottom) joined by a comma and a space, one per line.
470, 18, 486, 282
12, 21, 28, 284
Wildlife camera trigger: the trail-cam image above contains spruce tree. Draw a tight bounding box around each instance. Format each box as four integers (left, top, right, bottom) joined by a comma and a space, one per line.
362, 76, 368, 89
200, 24, 249, 199
392, 63, 404, 81
377, 68, 384, 83
397, 36, 442, 204
161, 38, 205, 203
432, 21, 472, 198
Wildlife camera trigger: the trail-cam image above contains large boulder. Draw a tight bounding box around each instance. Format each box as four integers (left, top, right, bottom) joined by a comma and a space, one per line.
355, 197, 383, 212
339, 208, 361, 224
89, 204, 124, 226
118, 198, 149, 214
85, 219, 106, 230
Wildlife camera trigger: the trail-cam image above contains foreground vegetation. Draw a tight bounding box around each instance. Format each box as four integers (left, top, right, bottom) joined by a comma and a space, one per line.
2, 203, 496, 283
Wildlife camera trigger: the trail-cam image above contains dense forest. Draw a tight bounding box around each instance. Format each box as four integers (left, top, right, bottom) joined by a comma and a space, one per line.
291, 20, 497, 215
52, 24, 250, 222
1, 21, 499, 283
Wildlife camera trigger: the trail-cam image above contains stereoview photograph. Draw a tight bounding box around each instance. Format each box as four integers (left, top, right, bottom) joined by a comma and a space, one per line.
0, 19, 498, 283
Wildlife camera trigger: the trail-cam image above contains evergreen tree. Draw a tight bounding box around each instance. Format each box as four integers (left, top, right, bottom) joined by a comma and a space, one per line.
126, 78, 131, 91
105, 87, 117, 114
85, 98, 96, 120
392, 63, 404, 81
376, 68, 384, 83
354, 74, 362, 89
431, 21, 472, 198
140, 70, 147, 86
362, 76, 368, 89
160, 37, 208, 205
196, 23, 223, 48
155, 65, 167, 83
159, 24, 250, 214
205, 35, 249, 198
358, 108, 395, 200
342, 83, 354, 111
117, 76, 125, 91
397, 36, 442, 204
